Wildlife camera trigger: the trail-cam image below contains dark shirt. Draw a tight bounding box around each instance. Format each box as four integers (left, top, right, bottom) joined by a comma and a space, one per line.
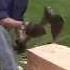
0, 0, 28, 20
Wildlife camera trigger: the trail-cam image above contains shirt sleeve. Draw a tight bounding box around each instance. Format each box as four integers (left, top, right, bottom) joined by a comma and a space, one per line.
11, 0, 28, 21
0, 0, 10, 19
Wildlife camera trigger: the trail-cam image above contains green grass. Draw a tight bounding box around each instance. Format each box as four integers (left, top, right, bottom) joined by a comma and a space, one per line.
24, 0, 70, 48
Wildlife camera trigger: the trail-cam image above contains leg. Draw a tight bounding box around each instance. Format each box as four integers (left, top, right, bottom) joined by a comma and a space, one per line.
0, 26, 18, 70
51, 22, 63, 42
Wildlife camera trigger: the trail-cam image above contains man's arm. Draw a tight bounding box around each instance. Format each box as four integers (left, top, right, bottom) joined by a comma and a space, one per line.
0, 0, 23, 29
0, 0, 11, 19
12, 0, 28, 20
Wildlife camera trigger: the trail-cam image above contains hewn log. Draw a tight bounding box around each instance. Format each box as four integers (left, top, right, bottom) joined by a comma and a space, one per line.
26, 43, 70, 70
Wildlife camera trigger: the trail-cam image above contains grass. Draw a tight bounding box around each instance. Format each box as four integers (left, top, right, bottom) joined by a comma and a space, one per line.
17, 0, 70, 69
24, 0, 70, 48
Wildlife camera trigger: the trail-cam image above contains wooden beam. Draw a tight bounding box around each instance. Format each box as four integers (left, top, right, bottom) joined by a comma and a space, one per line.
26, 43, 70, 70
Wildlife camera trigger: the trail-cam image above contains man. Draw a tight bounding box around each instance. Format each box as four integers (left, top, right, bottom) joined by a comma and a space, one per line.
0, 0, 28, 70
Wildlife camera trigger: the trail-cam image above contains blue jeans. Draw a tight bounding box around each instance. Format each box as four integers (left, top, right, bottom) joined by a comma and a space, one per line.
0, 26, 18, 70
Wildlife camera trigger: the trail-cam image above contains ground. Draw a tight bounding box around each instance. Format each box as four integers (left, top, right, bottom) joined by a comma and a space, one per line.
18, 0, 70, 69
24, 0, 70, 47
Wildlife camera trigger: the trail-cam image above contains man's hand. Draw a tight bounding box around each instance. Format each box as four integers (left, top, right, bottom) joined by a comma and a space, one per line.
0, 17, 24, 29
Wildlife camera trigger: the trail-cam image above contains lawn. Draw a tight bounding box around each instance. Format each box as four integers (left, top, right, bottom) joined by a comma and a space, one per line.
17, 0, 70, 69
24, 0, 70, 48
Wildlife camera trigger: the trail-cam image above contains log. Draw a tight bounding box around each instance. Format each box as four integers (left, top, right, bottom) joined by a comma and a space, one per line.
26, 43, 70, 70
